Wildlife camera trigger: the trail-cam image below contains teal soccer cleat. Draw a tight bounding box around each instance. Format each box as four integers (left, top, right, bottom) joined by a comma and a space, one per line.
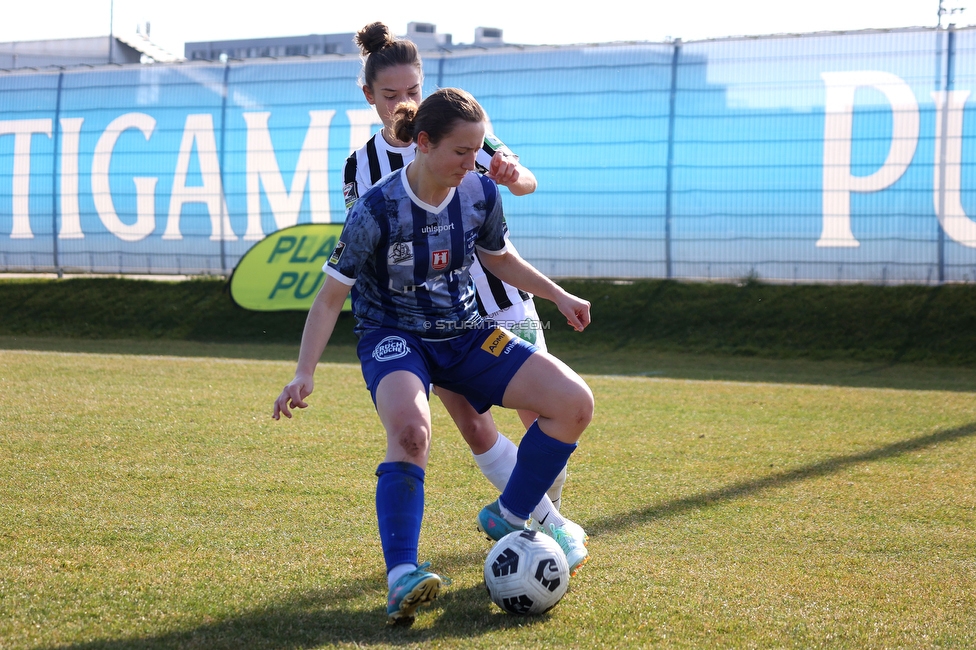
543, 522, 590, 576
386, 562, 447, 626
477, 499, 526, 541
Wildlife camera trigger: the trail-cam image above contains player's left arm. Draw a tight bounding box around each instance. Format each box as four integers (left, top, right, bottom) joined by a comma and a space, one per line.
477, 247, 590, 331
487, 153, 537, 196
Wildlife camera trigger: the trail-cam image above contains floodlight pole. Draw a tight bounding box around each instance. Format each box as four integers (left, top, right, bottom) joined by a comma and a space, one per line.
108, 0, 115, 64
938, 0, 967, 28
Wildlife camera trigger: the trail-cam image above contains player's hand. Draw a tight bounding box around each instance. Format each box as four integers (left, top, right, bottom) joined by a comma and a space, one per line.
273, 375, 314, 420
555, 293, 591, 332
487, 151, 520, 187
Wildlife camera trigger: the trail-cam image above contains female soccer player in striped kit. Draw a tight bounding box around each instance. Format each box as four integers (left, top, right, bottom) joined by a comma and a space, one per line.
343, 22, 588, 572
273, 88, 593, 625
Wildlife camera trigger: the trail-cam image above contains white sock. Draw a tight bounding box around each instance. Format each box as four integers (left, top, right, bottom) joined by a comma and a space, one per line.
473, 432, 518, 492
387, 563, 417, 589
474, 431, 568, 529
498, 499, 528, 527
531, 488, 566, 530
547, 465, 567, 512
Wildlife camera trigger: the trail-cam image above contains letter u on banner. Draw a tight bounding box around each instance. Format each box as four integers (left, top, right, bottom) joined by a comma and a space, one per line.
932, 90, 976, 248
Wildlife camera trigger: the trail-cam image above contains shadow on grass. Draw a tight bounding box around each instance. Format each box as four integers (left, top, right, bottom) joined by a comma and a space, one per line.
43, 565, 556, 650
36, 425, 975, 648
587, 420, 976, 537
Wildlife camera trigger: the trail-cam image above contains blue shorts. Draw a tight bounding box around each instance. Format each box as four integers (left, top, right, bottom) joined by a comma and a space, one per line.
357, 326, 537, 414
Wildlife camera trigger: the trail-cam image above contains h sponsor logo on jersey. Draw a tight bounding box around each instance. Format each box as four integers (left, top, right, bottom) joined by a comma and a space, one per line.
481, 328, 515, 357
329, 242, 346, 265
432, 250, 449, 270
389, 241, 413, 266
373, 336, 410, 361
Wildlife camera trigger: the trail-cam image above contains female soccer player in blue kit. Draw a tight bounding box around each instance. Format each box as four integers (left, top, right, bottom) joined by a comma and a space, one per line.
343, 22, 589, 575
272, 88, 594, 626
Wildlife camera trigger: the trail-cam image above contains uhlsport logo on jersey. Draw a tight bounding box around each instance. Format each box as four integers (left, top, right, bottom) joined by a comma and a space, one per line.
373, 336, 411, 361
481, 328, 515, 357
421, 222, 454, 235
431, 250, 449, 270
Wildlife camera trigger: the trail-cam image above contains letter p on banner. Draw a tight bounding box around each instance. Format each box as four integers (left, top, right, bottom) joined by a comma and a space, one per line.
819, 71, 920, 247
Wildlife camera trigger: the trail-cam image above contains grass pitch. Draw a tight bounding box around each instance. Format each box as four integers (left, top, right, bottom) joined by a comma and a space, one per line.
1, 345, 974, 649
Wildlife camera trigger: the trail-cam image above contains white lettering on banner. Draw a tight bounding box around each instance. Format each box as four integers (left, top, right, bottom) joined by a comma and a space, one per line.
58, 117, 84, 239
0, 118, 52, 239
243, 110, 335, 241
932, 90, 976, 248
819, 71, 919, 247
347, 109, 382, 152
163, 113, 236, 241
92, 113, 158, 242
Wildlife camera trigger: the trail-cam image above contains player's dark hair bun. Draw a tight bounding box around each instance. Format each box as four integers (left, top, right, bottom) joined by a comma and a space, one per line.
392, 88, 484, 146
355, 22, 395, 56
355, 22, 423, 90
391, 102, 419, 143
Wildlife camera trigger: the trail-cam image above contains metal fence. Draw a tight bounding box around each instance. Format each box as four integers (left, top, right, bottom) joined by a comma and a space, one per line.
2, 26, 976, 284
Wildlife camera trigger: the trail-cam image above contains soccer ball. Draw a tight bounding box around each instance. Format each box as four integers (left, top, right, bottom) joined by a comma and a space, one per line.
484, 529, 570, 615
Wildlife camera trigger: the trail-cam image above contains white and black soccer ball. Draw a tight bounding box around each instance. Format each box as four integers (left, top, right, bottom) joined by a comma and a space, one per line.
484, 529, 570, 615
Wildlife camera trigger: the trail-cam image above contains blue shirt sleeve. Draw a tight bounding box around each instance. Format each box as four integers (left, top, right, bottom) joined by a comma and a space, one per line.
474, 176, 509, 254
325, 197, 381, 284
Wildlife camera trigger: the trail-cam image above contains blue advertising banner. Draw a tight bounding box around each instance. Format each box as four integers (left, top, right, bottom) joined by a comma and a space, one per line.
2, 27, 975, 284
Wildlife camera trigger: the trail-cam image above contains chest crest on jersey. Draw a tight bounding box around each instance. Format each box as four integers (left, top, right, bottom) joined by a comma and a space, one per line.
431, 249, 450, 271
389, 240, 414, 266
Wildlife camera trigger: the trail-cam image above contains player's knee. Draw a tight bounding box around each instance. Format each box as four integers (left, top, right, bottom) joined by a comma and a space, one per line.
463, 416, 496, 446
396, 422, 431, 460
566, 381, 594, 431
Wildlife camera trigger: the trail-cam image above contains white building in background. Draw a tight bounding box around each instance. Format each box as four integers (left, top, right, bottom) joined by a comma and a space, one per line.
0, 31, 181, 69
184, 22, 509, 62
0, 22, 506, 69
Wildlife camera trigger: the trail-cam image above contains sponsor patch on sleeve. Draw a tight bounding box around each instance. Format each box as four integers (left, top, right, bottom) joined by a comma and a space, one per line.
343, 182, 359, 210
480, 328, 515, 357
329, 241, 346, 266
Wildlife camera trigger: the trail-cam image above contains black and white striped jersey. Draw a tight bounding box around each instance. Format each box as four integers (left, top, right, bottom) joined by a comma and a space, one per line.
343, 131, 531, 317
343, 135, 415, 211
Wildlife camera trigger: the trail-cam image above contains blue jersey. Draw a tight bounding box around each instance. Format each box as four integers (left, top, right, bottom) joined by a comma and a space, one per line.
325, 166, 510, 339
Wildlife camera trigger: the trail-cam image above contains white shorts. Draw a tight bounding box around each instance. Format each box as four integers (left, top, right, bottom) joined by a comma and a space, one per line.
487, 299, 547, 352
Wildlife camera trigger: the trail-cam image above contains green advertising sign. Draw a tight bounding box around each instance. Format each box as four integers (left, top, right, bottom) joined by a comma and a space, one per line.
230, 223, 351, 312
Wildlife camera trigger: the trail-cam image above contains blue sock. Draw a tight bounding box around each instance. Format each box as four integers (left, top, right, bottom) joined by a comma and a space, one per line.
375, 462, 425, 573
499, 421, 577, 520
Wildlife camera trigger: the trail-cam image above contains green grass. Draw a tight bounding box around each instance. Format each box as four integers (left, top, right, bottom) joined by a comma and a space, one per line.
1, 347, 975, 649
1, 276, 974, 647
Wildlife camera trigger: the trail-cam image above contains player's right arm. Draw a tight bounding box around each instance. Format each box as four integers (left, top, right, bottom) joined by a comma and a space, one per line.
273, 275, 351, 420
274, 198, 378, 420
